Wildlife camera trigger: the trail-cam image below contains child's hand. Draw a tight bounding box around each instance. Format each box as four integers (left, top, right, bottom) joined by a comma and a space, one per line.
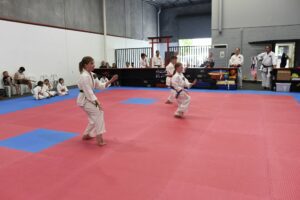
111, 74, 118, 82
192, 79, 197, 85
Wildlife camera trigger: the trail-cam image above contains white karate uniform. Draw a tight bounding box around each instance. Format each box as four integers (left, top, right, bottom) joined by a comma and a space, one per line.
165, 62, 176, 102
42, 84, 57, 97
33, 86, 46, 100
139, 58, 149, 68
229, 54, 244, 87
77, 69, 108, 137
57, 83, 69, 96
171, 72, 193, 115
257, 51, 277, 88
151, 56, 163, 68
100, 77, 111, 87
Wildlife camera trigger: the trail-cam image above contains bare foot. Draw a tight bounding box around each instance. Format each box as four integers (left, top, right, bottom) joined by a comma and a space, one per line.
96, 135, 106, 147
97, 141, 107, 146
165, 100, 173, 104
174, 112, 184, 118
82, 135, 93, 140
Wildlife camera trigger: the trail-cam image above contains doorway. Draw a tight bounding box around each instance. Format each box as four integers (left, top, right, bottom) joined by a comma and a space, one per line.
275, 42, 295, 68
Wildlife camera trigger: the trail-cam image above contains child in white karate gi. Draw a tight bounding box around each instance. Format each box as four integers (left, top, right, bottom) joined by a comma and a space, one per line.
57, 78, 69, 96
171, 62, 196, 118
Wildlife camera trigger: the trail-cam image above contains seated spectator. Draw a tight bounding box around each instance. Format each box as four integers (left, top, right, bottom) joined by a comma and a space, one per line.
201, 52, 215, 68
105, 62, 111, 68
14, 67, 33, 90
2, 71, 20, 95
139, 53, 149, 68
131, 62, 135, 68
57, 78, 69, 96
33, 81, 47, 100
111, 63, 117, 68
42, 79, 57, 97
99, 61, 106, 68
125, 62, 132, 68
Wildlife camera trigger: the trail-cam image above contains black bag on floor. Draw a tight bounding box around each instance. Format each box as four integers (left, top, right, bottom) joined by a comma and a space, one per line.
0, 89, 6, 97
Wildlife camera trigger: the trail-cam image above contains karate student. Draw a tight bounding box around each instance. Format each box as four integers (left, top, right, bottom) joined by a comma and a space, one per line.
77, 56, 118, 146
257, 46, 277, 90
171, 62, 197, 118
57, 78, 69, 96
99, 75, 109, 84
42, 79, 57, 97
229, 48, 244, 88
165, 56, 178, 104
33, 81, 47, 100
151, 50, 163, 68
139, 53, 149, 68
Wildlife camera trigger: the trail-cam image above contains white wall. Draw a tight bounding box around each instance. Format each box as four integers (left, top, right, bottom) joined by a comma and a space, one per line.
106, 35, 150, 65
212, 0, 300, 29
0, 20, 149, 88
212, 0, 300, 80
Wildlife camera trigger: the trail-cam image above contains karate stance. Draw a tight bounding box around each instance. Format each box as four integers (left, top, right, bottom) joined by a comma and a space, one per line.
171, 63, 196, 118
77, 56, 118, 146
165, 56, 177, 104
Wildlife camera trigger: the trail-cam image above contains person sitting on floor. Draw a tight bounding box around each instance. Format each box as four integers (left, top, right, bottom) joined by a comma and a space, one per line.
57, 78, 69, 96
42, 79, 57, 97
33, 81, 47, 100
2, 71, 20, 95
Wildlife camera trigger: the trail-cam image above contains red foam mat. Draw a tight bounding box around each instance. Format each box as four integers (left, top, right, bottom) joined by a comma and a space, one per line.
0, 90, 300, 200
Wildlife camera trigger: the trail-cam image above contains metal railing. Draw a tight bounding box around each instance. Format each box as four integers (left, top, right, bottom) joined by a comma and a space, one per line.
115, 47, 152, 68
115, 45, 211, 68
169, 45, 211, 68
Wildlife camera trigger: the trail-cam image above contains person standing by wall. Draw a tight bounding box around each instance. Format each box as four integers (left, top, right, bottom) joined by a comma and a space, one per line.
151, 50, 163, 68
280, 53, 289, 68
257, 46, 277, 90
229, 48, 244, 88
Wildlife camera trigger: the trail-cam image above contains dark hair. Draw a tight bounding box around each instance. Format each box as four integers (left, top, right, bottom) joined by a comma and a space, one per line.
19, 67, 25, 72
141, 53, 146, 57
58, 78, 64, 83
174, 62, 183, 75
2, 71, 8, 76
79, 56, 94, 73
170, 56, 177, 60
37, 81, 43, 87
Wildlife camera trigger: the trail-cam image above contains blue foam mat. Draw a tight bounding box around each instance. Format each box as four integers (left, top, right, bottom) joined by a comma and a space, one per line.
122, 98, 157, 105
0, 87, 299, 115
0, 129, 77, 153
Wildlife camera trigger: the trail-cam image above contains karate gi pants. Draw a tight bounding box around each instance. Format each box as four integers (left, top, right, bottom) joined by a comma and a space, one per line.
82, 101, 106, 137
261, 67, 272, 88
175, 91, 191, 115
238, 68, 243, 88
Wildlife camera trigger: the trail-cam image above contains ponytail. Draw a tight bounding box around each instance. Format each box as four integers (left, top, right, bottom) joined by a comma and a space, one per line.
174, 62, 182, 75
79, 56, 94, 73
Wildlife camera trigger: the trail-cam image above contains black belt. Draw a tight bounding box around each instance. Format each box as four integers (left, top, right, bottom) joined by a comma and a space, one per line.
263, 65, 272, 68
170, 86, 183, 99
